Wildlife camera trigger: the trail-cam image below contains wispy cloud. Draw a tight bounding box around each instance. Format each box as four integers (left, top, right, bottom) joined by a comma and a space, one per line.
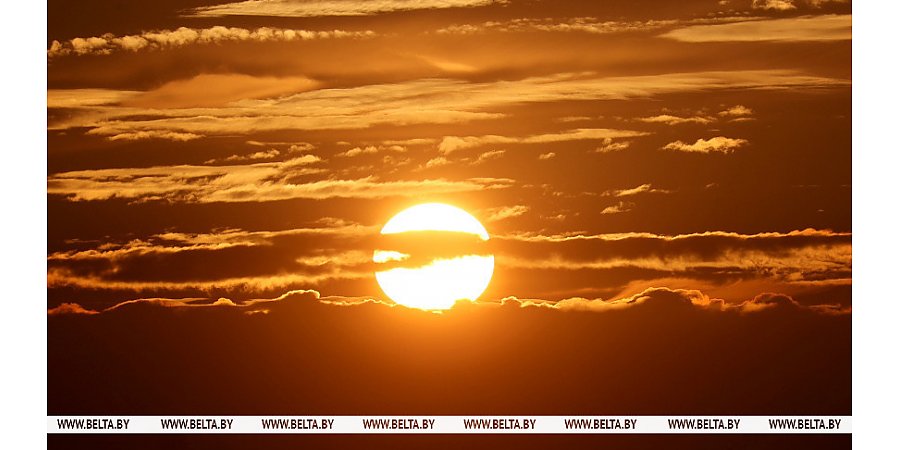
437, 17, 680, 35
603, 183, 670, 197
188, 0, 502, 17
751, 0, 849, 10
661, 15, 851, 42
435, 16, 761, 36
600, 201, 634, 214
485, 205, 529, 222
438, 128, 647, 154
595, 138, 632, 153
499, 228, 849, 243
47, 227, 851, 304
48, 157, 513, 203
123, 74, 321, 109
104, 130, 202, 141
497, 229, 852, 286
336, 144, 407, 158
49, 70, 848, 137
47, 267, 370, 293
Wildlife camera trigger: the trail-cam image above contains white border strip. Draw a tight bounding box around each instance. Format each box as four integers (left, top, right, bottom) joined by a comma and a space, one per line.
47, 416, 851, 434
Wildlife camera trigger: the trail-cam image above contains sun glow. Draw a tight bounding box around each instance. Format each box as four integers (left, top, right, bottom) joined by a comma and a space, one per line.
374, 203, 494, 310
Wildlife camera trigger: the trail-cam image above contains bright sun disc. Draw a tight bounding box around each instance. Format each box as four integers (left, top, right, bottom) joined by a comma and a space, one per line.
374, 203, 494, 310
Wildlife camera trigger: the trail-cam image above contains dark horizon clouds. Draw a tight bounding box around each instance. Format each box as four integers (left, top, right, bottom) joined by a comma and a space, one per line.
49, 286, 850, 416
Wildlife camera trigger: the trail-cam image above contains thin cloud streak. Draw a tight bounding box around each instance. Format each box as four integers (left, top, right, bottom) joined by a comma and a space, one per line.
661, 15, 851, 42
187, 0, 502, 18
48, 157, 514, 202
438, 129, 648, 154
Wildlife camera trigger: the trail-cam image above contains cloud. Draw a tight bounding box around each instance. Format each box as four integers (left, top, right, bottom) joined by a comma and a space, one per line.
438, 129, 647, 154
49, 26, 375, 58
436, 17, 682, 35
47, 303, 99, 315
49, 70, 849, 137
336, 145, 406, 158
600, 201, 634, 214
424, 157, 450, 168
548, 287, 847, 315
556, 116, 593, 123
636, 106, 752, 127
50, 285, 847, 317
47, 263, 371, 293
739, 292, 799, 312
663, 136, 748, 153
46, 221, 384, 294
48, 219, 851, 303
222, 149, 282, 162
485, 205, 529, 222
499, 228, 849, 243
594, 138, 632, 153
123, 74, 320, 109
382, 138, 438, 147
719, 105, 754, 117
48, 285, 849, 417
46, 89, 139, 108
336, 146, 379, 158
471, 149, 505, 164
188, 0, 501, 17
495, 228, 852, 289
48, 157, 514, 203
751, 0, 797, 10
103, 130, 202, 141
499, 244, 851, 281
206, 143, 317, 163
661, 15, 851, 42
603, 183, 670, 197
50, 222, 377, 263
538, 152, 556, 160
434, 16, 765, 36
750, 0, 848, 10
636, 114, 715, 125
551, 288, 714, 313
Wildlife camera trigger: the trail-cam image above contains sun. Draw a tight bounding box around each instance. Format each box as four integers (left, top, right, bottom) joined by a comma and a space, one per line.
374, 203, 494, 310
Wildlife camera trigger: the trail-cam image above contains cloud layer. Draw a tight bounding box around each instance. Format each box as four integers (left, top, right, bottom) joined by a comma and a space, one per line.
48, 26, 375, 58
48, 286, 850, 417
48, 70, 847, 138
188, 0, 502, 17
662, 15, 851, 42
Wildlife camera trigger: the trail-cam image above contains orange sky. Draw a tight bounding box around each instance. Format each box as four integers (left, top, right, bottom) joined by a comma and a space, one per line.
47, 0, 852, 440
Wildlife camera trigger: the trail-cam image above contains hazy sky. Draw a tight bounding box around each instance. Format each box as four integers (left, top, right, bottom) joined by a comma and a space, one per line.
47, 0, 852, 436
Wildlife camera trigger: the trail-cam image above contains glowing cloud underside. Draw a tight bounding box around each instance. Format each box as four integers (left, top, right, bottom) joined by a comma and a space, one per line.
374, 203, 494, 310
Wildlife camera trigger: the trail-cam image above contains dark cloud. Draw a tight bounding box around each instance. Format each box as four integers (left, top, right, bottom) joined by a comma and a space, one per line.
47, 302, 99, 315
49, 286, 849, 417
46, 226, 850, 310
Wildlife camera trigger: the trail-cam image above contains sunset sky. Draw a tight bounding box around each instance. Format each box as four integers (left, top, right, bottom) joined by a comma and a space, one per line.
47, 0, 852, 445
